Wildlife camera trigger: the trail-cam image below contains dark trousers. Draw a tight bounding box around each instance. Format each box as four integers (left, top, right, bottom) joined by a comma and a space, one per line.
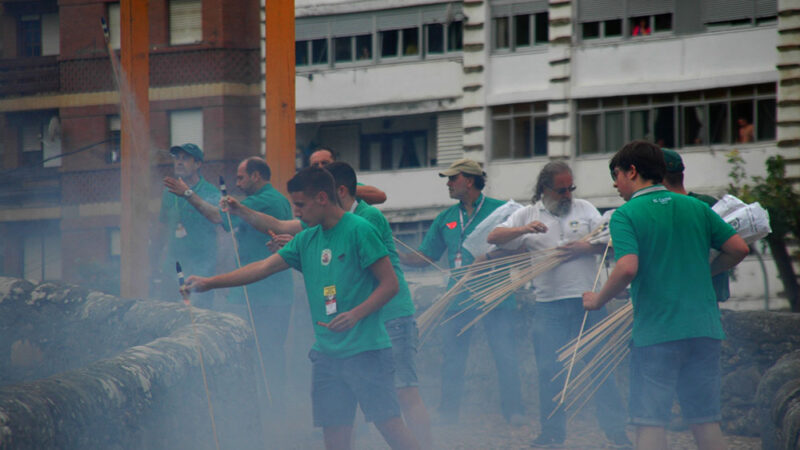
532, 298, 626, 439
439, 306, 523, 420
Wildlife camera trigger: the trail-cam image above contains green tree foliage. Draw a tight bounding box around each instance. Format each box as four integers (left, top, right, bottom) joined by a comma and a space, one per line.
728, 151, 800, 311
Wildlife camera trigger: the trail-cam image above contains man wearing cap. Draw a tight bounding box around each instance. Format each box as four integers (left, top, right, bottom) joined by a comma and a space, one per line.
156, 143, 220, 307
662, 148, 731, 304
398, 158, 524, 426
487, 161, 631, 448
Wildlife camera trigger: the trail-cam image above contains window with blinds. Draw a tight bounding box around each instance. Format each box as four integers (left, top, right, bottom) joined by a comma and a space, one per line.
578, 0, 674, 40
169, 0, 202, 46
169, 109, 203, 150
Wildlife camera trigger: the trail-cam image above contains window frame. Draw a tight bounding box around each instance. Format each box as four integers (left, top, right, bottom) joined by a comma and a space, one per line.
491, 4, 549, 54
490, 102, 549, 160
575, 83, 776, 156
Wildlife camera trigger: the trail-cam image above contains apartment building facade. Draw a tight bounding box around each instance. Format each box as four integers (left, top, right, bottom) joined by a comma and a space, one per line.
291, 0, 796, 306
0, 0, 262, 292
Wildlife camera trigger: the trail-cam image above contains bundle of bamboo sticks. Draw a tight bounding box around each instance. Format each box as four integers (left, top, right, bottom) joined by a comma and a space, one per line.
550, 302, 633, 421
415, 223, 609, 343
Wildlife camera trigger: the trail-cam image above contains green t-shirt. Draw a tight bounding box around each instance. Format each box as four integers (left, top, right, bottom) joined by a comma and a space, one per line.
160, 176, 220, 278
418, 194, 515, 310
689, 192, 731, 302
221, 183, 294, 305
353, 200, 415, 322
278, 213, 392, 357
610, 185, 737, 347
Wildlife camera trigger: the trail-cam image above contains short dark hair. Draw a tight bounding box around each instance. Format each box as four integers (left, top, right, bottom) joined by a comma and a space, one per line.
534, 161, 572, 202
664, 171, 684, 187
244, 157, 271, 180
325, 162, 357, 197
463, 173, 486, 191
287, 167, 337, 203
609, 140, 665, 184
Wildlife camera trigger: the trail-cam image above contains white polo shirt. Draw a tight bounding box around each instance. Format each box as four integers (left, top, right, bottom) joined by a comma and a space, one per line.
496, 199, 602, 302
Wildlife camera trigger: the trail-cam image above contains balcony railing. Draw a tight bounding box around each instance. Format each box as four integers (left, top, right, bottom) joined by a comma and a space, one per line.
0, 56, 59, 97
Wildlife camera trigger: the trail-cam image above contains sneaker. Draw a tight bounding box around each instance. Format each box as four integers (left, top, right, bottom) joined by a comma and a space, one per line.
531, 433, 564, 448
604, 430, 633, 449
508, 413, 527, 427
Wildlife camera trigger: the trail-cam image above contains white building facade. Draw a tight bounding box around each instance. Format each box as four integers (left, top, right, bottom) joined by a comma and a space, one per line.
282, 0, 795, 308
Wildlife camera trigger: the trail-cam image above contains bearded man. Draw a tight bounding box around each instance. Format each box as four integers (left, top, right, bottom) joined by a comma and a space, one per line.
487, 161, 631, 448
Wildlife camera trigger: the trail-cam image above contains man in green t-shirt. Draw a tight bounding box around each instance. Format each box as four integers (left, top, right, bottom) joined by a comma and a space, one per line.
156, 143, 220, 308
397, 159, 524, 426
583, 141, 749, 450
184, 167, 420, 450
169, 156, 294, 410
662, 148, 731, 302
219, 162, 433, 449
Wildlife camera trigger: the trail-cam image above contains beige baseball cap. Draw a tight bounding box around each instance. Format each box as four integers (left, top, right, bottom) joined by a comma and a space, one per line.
438, 158, 486, 177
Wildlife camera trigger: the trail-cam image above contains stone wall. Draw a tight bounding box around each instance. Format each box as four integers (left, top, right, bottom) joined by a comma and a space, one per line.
0, 277, 263, 450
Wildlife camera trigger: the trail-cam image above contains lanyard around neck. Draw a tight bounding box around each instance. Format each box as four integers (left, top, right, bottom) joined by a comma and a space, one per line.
458, 195, 486, 242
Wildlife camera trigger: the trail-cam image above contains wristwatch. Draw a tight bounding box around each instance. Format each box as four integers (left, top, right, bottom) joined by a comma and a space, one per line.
183, 189, 194, 198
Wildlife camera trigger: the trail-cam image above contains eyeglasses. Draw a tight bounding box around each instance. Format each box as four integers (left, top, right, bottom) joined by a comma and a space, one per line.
611, 168, 625, 181
548, 185, 576, 195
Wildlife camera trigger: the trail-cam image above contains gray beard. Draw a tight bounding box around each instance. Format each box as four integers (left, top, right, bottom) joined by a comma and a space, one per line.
543, 197, 572, 216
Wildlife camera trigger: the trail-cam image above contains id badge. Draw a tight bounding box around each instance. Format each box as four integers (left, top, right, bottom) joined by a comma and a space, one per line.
323, 285, 337, 315
175, 223, 187, 239
454, 251, 462, 268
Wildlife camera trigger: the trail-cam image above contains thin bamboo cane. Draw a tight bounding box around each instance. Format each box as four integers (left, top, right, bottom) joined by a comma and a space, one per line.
559, 240, 612, 406
224, 207, 272, 404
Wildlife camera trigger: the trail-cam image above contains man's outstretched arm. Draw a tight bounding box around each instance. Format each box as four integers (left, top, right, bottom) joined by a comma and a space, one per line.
222, 196, 303, 235
184, 253, 290, 293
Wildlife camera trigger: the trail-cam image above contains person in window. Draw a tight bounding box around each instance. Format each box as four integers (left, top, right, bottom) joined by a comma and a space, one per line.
632, 18, 651, 36
737, 117, 755, 143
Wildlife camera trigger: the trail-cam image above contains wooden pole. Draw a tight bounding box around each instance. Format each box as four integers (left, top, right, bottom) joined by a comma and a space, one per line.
264, 0, 296, 196
119, 0, 150, 298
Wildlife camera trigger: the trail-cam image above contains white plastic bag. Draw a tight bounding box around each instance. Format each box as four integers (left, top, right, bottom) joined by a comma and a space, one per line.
712, 194, 746, 219
462, 199, 522, 257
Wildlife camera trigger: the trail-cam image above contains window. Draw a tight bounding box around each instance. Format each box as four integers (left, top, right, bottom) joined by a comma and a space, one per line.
109, 228, 121, 263
169, 0, 202, 45
108, 3, 121, 50
579, 0, 672, 41
23, 228, 61, 282
107, 115, 121, 164
702, 0, 777, 27
491, 102, 548, 159
576, 83, 776, 155
169, 109, 203, 149
19, 15, 42, 57
20, 122, 43, 166
360, 131, 428, 171
295, 4, 463, 70
492, 3, 548, 52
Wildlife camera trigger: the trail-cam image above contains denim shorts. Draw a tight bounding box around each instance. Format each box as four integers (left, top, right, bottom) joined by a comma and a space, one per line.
309, 348, 401, 427
629, 338, 722, 427
385, 315, 420, 389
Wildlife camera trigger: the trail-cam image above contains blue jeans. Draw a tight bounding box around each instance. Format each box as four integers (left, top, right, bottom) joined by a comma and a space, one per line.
532, 298, 627, 439
385, 316, 420, 388
439, 306, 523, 421
629, 338, 722, 427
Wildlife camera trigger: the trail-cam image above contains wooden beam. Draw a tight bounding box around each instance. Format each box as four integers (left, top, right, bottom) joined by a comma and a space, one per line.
119, 0, 150, 298
264, 0, 296, 196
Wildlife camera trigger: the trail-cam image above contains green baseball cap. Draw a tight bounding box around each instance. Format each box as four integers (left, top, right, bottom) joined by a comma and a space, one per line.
662, 148, 684, 173
439, 158, 486, 177
170, 143, 204, 161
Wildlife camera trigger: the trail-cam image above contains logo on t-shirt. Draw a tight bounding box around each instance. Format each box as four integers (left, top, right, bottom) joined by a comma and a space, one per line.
321, 249, 332, 266
653, 196, 672, 205
446, 221, 457, 229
